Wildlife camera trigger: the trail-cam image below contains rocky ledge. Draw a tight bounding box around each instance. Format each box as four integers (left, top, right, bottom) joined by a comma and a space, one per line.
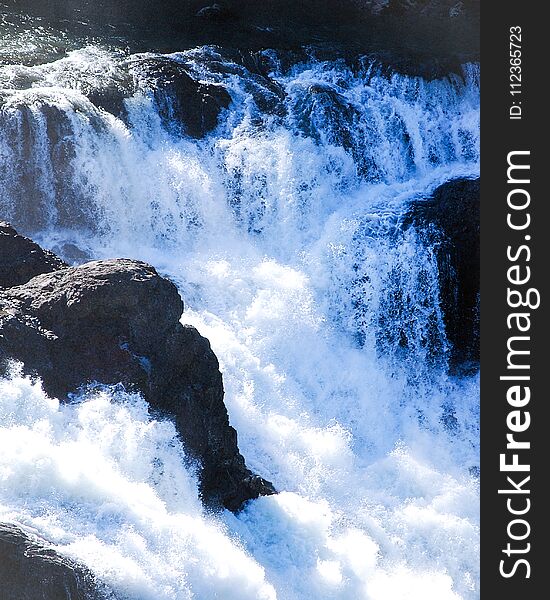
0, 222, 67, 288
0, 225, 274, 512
406, 177, 480, 372
0, 523, 114, 600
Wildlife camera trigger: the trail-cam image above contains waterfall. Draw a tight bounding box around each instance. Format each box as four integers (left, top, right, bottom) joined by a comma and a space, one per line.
0, 37, 479, 600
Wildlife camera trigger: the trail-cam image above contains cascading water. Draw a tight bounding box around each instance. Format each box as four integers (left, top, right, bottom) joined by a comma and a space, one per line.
0, 28, 480, 600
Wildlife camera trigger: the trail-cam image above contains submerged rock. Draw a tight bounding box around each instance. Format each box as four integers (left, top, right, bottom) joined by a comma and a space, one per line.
0, 523, 112, 600
406, 177, 480, 372
0, 228, 274, 510
0, 222, 67, 288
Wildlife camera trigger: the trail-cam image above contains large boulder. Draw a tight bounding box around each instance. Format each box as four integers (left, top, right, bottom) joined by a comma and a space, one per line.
130, 56, 232, 138
83, 55, 233, 138
406, 177, 479, 372
0, 222, 67, 288
0, 232, 274, 511
0, 523, 112, 600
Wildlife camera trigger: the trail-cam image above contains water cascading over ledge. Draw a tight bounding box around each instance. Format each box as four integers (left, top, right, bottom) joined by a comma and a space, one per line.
0, 47, 479, 370
0, 19, 480, 600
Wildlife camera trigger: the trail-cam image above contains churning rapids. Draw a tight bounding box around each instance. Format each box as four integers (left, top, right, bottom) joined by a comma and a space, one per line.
0, 18, 480, 600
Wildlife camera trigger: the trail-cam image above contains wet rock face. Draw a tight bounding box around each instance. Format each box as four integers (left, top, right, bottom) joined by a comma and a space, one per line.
406, 178, 480, 372
132, 57, 232, 138
0, 229, 274, 510
0, 222, 67, 288
0, 260, 183, 398
0, 523, 112, 600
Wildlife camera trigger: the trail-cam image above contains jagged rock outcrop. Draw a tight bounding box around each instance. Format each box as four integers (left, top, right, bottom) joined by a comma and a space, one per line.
0, 222, 67, 288
406, 177, 480, 372
79, 54, 233, 138
130, 56, 232, 138
0, 228, 274, 511
0, 523, 113, 600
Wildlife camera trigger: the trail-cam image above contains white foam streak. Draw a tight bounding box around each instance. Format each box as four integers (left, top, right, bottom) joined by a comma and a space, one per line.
0, 374, 276, 600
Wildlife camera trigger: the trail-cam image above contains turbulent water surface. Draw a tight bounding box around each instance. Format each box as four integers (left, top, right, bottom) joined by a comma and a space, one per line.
0, 14, 480, 600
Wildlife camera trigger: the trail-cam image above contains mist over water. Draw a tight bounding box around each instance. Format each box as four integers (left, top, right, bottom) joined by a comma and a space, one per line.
0, 32, 479, 600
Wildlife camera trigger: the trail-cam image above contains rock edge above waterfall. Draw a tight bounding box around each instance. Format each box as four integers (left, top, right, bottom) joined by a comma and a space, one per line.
0, 225, 275, 512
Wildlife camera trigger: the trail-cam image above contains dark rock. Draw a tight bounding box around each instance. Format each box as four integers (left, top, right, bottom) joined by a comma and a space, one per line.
131, 56, 231, 138
196, 3, 234, 22
0, 247, 274, 511
0, 522, 113, 600
86, 85, 130, 120
0, 222, 67, 288
176, 49, 287, 119
406, 177, 479, 372
296, 83, 359, 147
6, 1, 479, 77
290, 82, 372, 174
